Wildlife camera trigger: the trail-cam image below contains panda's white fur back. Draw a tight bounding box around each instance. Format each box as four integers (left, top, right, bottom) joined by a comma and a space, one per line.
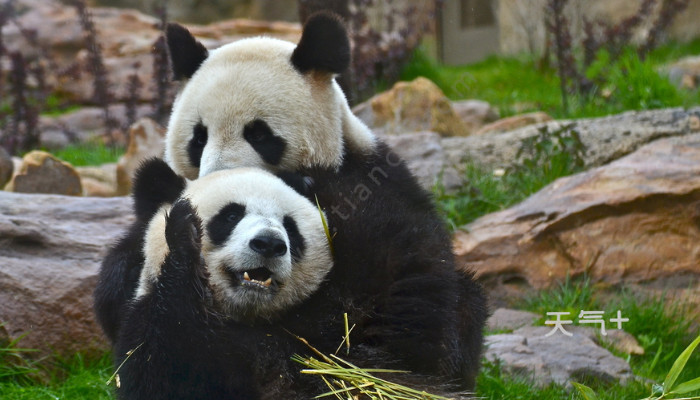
165, 36, 376, 180
136, 168, 333, 321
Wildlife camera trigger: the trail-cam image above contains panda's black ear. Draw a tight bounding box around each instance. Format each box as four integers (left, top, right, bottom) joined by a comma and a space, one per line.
166, 23, 209, 80
132, 158, 188, 221
291, 11, 350, 74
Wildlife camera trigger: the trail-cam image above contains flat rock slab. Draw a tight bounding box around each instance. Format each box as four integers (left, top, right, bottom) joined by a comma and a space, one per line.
443, 107, 700, 170
455, 133, 700, 290
485, 326, 634, 387
0, 192, 133, 358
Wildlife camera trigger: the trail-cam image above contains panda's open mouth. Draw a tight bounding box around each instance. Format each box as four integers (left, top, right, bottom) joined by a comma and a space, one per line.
227, 267, 279, 291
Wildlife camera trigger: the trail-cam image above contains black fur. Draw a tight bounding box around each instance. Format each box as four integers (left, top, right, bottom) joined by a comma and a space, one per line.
243, 119, 286, 166
94, 158, 186, 343
187, 121, 208, 168
96, 146, 487, 398
283, 215, 306, 262
207, 202, 246, 246
166, 23, 209, 80
291, 11, 350, 74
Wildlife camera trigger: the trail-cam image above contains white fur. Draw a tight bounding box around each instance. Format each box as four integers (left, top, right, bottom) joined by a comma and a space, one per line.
137, 168, 333, 321
165, 36, 377, 180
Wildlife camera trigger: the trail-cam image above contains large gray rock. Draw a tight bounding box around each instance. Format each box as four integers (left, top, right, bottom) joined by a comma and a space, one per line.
485, 326, 634, 387
380, 131, 462, 192
454, 133, 700, 292
0, 192, 133, 358
443, 107, 700, 171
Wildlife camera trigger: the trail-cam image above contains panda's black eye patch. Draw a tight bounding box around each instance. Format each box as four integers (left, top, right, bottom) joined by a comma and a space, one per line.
243, 119, 286, 166
188, 122, 208, 168
283, 215, 306, 262
208, 202, 246, 246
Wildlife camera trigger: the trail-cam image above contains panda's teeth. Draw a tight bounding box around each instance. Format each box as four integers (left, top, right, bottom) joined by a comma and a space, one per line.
243, 272, 251, 281
263, 278, 272, 287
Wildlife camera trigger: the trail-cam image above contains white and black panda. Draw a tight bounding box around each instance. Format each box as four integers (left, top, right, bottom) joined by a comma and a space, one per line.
113, 158, 336, 399
96, 11, 487, 394
160, 11, 488, 389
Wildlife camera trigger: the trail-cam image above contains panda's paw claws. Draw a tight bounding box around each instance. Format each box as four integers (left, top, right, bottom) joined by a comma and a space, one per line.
165, 198, 203, 254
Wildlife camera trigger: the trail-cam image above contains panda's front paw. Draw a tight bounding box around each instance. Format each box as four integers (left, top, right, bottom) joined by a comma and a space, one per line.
165, 198, 203, 259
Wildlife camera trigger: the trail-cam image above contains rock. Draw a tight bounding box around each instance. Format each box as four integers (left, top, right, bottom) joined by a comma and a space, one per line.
484, 326, 634, 387
40, 104, 154, 149
77, 163, 118, 197
665, 55, 700, 90
116, 118, 166, 195
487, 308, 540, 332
569, 327, 645, 356
454, 133, 700, 292
5, 151, 82, 196
0, 147, 13, 188
442, 107, 700, 171
2, 1, 301, 105
0, 191, 133, 358
379, 131, 462, 192
451, 99, 500, 133
353, 77, 470, 136
474, 111, 552, 135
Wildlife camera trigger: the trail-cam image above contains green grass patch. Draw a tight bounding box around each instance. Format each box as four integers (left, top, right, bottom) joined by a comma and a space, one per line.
400, 38, 700, 120
48, 142, 124, 167
0, 343, 115, 400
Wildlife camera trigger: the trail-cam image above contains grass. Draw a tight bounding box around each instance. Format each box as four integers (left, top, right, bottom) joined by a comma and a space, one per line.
47, 142, 124, 167
0, 350, 115, 400
400, 39, 700, 120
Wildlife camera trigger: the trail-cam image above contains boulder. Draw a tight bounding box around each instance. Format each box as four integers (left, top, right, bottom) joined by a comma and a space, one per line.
665, 55, 700, 90
5, 151, 82, 196
485, 326, 634, 387
442, 107, 700, 170
40, 104, 154, 149
474, 111, 552, 135
0, 147, 13, 188
451, 99, 500, 133
454, 133, 700, 292
353, 77, 470, 136
379, 131, 462, 192
487, 308, 539, 332
0, 191, 133, 358
2, 0, 301, 105
77, 163, 118, 197
116, 118, 166, 195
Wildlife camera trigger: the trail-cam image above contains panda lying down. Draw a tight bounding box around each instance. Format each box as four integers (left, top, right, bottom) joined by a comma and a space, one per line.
110, 159, 478, 399
114, 159, 334, 399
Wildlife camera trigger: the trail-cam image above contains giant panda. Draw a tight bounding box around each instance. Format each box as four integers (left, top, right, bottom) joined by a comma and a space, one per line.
160, 11, 488, 389
114, 159, 336, 399
95, 11, 487, 393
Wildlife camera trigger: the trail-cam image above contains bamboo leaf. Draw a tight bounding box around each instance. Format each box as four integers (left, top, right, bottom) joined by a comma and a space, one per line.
668, 376, 700, 395
663, 334, 700, 393
572, 382, 599, 400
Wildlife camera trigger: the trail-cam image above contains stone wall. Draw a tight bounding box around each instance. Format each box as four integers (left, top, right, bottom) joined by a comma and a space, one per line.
499, 0, 700, 55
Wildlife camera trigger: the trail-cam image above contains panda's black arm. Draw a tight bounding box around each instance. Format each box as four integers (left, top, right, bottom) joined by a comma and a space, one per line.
113, 199, 260, 400
94, 223, 147, 343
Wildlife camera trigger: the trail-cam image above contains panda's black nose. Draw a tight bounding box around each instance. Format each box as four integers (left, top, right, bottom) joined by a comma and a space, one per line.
249, 236, 287, 258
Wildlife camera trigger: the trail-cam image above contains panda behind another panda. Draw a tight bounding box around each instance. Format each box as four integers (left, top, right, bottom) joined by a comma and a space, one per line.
160, 11, 488, 389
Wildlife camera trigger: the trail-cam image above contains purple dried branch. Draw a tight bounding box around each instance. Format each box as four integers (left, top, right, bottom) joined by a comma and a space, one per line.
640, 0, 690, 57
545, 0, 576, 113
152, 1, 172, 125
125, 62, 143, 130
69, 0, 115, 139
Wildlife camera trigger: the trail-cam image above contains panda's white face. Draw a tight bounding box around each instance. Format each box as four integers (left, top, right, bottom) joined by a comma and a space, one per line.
164, 15, 376, 181
138, 168, 333, 321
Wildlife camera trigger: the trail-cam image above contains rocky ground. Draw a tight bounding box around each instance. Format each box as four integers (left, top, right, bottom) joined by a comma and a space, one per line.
0, 0, 699, 390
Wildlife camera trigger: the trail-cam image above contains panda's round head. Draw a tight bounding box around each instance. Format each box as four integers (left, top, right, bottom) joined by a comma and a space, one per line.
138, 167, 333, 321
164, 12, 376, 180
